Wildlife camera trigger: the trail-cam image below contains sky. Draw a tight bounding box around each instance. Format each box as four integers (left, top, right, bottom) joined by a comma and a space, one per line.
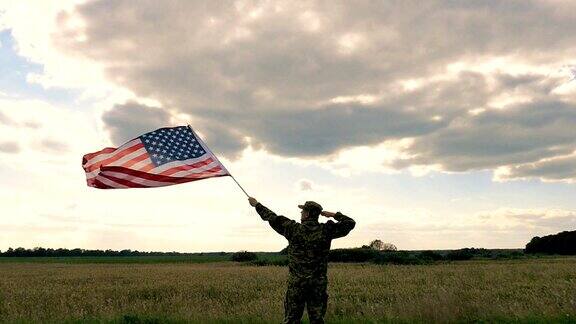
1, 0, 576, 252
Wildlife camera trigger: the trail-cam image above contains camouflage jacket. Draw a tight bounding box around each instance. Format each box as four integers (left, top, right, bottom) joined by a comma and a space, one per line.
255, 203, 356, 280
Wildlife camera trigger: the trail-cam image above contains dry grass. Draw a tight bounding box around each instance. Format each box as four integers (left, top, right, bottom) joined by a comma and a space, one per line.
0, 258, 575, 323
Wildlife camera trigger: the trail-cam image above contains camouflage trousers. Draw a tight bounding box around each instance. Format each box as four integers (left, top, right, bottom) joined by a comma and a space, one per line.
283, 276, 328, 324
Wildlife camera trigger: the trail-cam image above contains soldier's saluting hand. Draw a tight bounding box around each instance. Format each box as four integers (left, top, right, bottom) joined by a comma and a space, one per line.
320, 211, 336, 218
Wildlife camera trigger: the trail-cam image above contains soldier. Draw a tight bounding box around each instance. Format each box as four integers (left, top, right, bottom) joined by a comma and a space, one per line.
248, 197, 356, 324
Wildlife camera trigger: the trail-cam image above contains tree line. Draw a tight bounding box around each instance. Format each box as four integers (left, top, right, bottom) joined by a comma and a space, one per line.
3, 231, 574, 259
525, 230, 576, 255
0, 247, 214, 257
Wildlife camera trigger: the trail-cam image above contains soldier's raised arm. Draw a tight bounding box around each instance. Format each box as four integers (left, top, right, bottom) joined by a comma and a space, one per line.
322, 211, 356, 239
249, 197, 297, 239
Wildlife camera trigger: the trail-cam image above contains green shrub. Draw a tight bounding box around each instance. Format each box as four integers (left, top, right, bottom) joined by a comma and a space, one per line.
231, 251, 258, 262
248, 259, 288, 266
446, 248, 475, 261
328, 248, 380, 262
418, 250, 444, 261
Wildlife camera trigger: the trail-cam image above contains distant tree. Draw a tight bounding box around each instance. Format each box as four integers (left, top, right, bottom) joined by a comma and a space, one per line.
368, 239, 384, 250
381, 243, 398, 251
0, 247, 215, 258
368, 240, 397, 251
33, 247, 47, 257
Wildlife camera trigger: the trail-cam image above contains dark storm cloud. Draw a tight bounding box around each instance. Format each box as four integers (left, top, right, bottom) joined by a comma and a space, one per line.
53, 0, 576, 179
102, 101, 171, 146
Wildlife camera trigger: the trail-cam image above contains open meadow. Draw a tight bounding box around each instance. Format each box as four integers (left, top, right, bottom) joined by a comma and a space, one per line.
0, 257, 575, 323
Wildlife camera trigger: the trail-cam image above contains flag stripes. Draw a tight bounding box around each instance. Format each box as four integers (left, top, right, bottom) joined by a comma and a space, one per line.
82, 126, 229, 189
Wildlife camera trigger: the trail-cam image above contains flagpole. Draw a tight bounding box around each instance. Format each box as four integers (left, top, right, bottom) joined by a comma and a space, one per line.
230, 175, 250, 198
187, 125, 250, 198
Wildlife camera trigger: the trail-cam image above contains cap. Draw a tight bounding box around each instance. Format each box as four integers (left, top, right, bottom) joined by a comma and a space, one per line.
298, 201, 323, 213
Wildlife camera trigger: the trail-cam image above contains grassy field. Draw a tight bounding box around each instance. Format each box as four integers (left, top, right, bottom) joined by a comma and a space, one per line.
0, 253, 285, 264
0, 258, 575, 323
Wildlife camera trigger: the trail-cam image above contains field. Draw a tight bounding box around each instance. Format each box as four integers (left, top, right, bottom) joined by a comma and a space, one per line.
0, 257, 575, 323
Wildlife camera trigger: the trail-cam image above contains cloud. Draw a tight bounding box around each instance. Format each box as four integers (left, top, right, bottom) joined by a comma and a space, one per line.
362, 207, 576, 248
194, 123, 248, 159
0, 109, 41, 130
298, 179, 313, 191
0, 98, 101, 165
476, 208, 576, 232
39, 139, 68, 152
397, 100, 576, 171
49, 0, 576, 180
101, 101, 172, 145
195, 101, 447, 157
1, 224, 78, 233
0, 111, 15, 125
0, 141, 20, 153
498, 154, 576, 183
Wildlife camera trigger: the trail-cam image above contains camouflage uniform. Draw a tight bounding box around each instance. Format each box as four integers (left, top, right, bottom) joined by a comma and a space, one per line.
255, 202, 356, 324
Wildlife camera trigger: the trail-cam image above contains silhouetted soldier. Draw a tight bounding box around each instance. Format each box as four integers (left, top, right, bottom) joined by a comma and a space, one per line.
248, 197, 356, 324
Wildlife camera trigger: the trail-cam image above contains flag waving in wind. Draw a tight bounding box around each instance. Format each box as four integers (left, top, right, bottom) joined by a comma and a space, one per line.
82, 126, 230, 189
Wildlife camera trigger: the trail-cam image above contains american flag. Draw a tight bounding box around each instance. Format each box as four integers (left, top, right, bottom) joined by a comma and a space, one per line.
82, 126, 230, 189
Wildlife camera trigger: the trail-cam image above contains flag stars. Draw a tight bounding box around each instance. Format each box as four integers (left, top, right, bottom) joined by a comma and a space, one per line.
142, 127, 206, 166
